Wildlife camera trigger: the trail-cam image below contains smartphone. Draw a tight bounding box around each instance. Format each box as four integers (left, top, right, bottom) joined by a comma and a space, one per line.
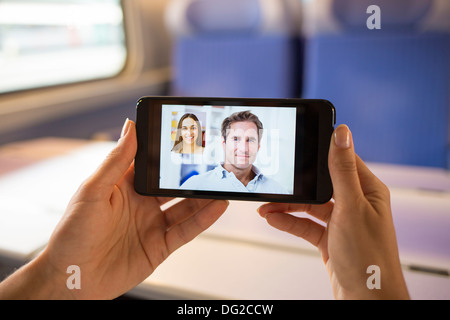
134, 96, 335, 203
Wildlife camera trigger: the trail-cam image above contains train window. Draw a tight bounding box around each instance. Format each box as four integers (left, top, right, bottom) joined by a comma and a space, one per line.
0, 0, 126, 94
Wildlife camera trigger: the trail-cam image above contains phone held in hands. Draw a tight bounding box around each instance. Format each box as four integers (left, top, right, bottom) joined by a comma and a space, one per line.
134, 96, 335, 203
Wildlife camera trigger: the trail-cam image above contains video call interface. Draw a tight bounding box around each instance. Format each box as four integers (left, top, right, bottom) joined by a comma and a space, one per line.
159, 104, 297, 195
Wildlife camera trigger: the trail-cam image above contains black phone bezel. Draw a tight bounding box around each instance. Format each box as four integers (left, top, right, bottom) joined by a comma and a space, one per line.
135, 96, 334, 204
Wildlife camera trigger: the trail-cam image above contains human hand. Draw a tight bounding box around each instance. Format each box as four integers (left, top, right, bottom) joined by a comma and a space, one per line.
0, 119, 228, 299
258, 125, 409, 299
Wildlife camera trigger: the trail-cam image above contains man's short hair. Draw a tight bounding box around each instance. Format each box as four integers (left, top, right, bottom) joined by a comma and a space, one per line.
221, 111, 263, 142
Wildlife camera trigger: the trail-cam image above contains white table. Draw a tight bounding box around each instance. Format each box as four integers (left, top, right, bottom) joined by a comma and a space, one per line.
0, 139, 448, 299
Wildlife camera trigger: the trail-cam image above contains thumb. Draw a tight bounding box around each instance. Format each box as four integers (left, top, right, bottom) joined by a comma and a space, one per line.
82, 118, 137, 199
328, 125, 363, 203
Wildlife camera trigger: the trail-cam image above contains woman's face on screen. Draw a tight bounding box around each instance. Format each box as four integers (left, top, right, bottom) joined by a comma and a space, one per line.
180, 117, 199, 145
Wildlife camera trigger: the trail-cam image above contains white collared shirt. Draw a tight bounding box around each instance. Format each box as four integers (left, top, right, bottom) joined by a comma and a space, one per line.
179, 164, 289, 194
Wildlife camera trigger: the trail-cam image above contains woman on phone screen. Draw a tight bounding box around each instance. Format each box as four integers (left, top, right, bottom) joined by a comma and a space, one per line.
171, 113, 204, 154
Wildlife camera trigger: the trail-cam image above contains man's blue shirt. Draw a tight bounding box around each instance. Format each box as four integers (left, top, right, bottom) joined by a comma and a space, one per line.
179, 164, 289, 194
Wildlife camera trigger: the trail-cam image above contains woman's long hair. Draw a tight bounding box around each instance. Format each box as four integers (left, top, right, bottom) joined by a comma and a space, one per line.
171, 113, 203, 152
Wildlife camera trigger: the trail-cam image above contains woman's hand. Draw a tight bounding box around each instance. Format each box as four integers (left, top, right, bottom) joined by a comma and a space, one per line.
0, 119, 228, 299
258, 125, 409, 299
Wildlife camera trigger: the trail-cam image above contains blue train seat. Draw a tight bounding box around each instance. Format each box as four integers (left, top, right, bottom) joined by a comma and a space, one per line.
165, 0, 302, 98
302, 0, 450, 168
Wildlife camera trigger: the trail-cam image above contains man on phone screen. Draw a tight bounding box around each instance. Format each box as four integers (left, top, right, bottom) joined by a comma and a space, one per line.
180, 111, 288, 194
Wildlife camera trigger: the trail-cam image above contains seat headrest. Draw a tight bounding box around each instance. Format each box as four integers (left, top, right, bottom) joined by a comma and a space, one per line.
186, 0, 261, 34
333, 0, 432, 30
301, 0, 450, 36
165, 0, 301, 36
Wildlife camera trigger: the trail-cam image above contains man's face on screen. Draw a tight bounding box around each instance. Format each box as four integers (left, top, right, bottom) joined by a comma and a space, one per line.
223, 121, 260, 170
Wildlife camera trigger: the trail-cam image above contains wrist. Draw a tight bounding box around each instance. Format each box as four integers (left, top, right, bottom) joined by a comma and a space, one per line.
335, 265, 410, 300
0, 250, 76, 300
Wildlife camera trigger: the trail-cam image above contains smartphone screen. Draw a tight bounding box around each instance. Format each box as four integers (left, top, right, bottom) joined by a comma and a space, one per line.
135, 97, 335, 203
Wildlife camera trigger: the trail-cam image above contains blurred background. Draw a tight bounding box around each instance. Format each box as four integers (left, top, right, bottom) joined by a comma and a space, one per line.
0, 0, 449, 299
1, 0, 449, 167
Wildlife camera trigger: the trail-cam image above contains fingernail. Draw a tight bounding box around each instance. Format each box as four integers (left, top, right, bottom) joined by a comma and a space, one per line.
257, 206, 267, 218
120, 118, 131, 139
334, 125, 351, 149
